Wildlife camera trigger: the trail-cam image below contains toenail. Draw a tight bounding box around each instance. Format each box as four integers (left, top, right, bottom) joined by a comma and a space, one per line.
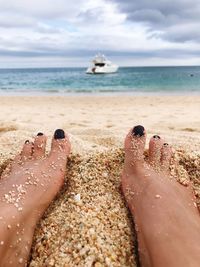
163, 143, 169, 146
37, 132, 44, 136
153, 135, 161, 139
54, 129, 65, 139
132, 125, 145, 137
25, 140, 29, 144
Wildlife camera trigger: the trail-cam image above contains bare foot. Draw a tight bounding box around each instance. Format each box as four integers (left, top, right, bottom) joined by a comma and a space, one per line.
0, 129, 71, 267
122, 125, 200, 267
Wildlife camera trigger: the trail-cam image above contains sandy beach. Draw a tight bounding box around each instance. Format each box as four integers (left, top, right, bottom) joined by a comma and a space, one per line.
0, 95, 200, 266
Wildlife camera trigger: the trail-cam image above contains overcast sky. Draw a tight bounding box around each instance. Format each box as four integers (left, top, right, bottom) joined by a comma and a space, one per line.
0, 0, 200, 68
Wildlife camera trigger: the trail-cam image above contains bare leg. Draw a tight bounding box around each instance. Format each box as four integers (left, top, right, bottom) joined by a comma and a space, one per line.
0, 129, 71, 267
122, 125, 200, 267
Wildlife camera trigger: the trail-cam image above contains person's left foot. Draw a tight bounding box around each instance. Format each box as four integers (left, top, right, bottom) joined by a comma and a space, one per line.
121, 126, 200, 267
0, 129, 71, 267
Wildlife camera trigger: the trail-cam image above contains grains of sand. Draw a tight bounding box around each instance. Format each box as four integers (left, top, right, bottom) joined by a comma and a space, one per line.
28, 147, 200, 267
0, 143, 199, 267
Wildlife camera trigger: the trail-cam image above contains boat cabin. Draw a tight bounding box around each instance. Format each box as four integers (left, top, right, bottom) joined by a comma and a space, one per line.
94, 62, 105, 67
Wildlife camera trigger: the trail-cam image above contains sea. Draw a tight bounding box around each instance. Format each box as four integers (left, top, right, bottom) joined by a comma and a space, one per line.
0, 66, 200, 95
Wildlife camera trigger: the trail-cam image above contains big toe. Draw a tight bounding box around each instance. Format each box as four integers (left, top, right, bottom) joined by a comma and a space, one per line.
124, 125, 146, 166
48, 129, 71, 167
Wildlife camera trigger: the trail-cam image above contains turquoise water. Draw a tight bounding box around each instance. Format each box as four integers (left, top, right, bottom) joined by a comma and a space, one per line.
0, 66, 200, 95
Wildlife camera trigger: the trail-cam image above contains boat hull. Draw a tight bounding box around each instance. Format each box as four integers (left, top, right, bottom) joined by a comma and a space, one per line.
86, 65, 118, 74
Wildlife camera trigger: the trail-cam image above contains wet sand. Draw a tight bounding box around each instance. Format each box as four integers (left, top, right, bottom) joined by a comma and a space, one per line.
0, 95, 200, 266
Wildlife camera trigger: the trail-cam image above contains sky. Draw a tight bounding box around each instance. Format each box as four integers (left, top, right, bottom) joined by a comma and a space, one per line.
0, 0, 200, 68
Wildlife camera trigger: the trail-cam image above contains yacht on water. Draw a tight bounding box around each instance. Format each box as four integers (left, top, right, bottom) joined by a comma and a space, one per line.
86, 54, 118, 74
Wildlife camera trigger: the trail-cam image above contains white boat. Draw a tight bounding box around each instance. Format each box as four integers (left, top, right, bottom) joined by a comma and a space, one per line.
86, 54, 118, 74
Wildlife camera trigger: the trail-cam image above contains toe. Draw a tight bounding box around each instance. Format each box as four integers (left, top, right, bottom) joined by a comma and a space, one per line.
149, 135, 163, 168
33, 132, 47, 159
160, 143, 172, 172
21, 140, 33, 161
48, 129, 71, 166
124, 125, 146, 165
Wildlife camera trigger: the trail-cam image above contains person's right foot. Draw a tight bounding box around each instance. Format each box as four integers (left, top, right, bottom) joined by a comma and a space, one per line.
0, 129, 71, 267
122, 125, 200, 267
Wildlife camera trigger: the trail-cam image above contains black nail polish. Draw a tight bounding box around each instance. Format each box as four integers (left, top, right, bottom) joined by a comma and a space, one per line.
25, 140, 29, 144
132, 125, 145, 137
54, 129, 65, 139
37, 132, 43, 136
153, 135, 161, 139
163, 143, 169, 146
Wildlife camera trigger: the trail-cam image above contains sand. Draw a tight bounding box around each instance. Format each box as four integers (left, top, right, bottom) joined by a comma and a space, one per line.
0, 95, 199, 266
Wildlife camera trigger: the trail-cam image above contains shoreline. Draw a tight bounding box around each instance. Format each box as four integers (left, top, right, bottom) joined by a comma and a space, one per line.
1, 91, 200, 97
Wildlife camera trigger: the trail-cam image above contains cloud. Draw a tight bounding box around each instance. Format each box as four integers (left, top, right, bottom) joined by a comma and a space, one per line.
0, 0, 83, 19
110, 0, 200, 25
158, 23, 200, 43
110, 0, 200, 43
0, 0, 200, 67
0, 14, 36, 28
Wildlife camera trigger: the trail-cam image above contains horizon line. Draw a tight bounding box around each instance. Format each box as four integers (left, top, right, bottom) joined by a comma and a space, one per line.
0, 64, 200, 70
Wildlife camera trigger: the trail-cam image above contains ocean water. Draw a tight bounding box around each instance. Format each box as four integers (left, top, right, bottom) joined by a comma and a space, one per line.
0, 66, 200, 95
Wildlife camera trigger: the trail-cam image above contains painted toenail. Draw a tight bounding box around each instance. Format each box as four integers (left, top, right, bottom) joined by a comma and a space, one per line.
54, 129, 65, 139
37, 132, 43, 136
132, 125, 145, 137
163, 143, 169, 146
153, 135, 161, 139
25, 140, 29, 144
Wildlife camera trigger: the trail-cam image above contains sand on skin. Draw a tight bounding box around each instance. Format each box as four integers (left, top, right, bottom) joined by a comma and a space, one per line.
0, 95, 199, 266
